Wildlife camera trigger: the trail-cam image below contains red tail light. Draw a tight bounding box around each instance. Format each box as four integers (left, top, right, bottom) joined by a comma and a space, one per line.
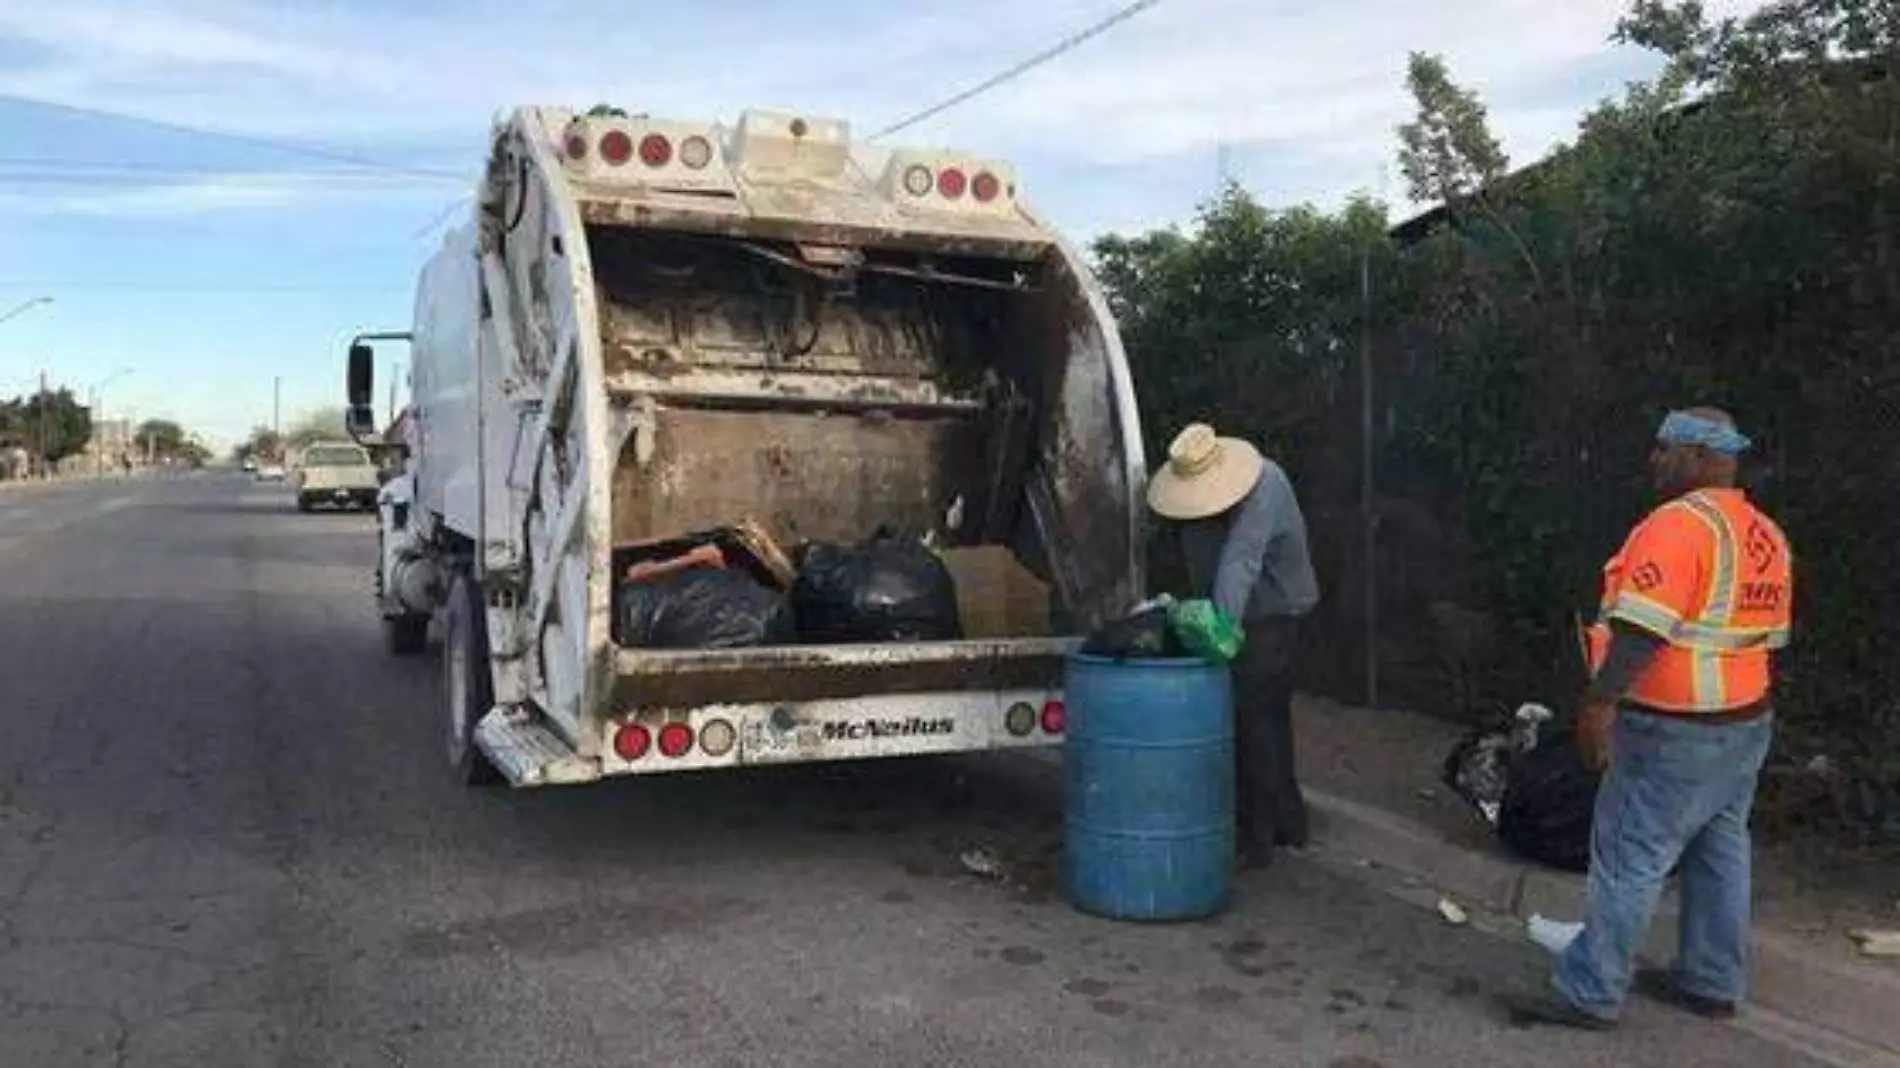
639, 133, 672, 167
658, 722, 695, 758
613, 723, 651, 761
937, 167, 967, 199
971, 171, 1001, 202
1039, 700, 1066, 735
600, 130, 633, 166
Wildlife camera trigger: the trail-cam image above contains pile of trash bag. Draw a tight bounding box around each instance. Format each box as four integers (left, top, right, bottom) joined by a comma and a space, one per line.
615, 567, 796, 650
790, 529, 963, 643
1497, 729, 1600, 872
1079, 595, 1244, 664
1442, 703, 1600, 873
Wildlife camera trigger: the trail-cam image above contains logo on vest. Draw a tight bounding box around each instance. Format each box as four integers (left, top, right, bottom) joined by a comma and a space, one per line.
1631, 562, 1665, 593
1738, 580, 1786, 612
1745, 521, 1778, 574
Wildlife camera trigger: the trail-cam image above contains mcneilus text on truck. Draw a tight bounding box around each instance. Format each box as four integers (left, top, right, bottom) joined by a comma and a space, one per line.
344, 105, 1146, 788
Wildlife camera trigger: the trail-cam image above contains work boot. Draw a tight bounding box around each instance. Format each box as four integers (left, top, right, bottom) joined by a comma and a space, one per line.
1500, 990, 1616, 1031
1633, 968, 1737, 1021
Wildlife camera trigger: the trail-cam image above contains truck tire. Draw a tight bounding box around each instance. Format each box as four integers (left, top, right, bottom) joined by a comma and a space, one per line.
385, 613, 429, 656
443, 573, 502, 786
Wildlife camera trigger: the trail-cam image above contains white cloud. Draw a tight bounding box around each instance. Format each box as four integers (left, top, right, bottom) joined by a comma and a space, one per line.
0, 0, 1773, 225
0, 170, 455, 218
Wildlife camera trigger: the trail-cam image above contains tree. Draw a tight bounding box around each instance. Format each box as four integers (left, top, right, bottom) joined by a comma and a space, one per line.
1398, 52, 1545, 291
134, 418, 185, 459
284, 407, 348, 449
234, 426, 285, 464
1095, 0, 1900, 811
1397, 52, 1510, 204
0, 388, 92, 466
125, 417, 213, 467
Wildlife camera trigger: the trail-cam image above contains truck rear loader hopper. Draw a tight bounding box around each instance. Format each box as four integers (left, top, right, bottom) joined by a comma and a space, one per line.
351, 107, 1147, 788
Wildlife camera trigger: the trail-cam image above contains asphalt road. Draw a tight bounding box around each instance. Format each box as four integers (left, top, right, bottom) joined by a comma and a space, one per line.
0, 475, 1835, 1068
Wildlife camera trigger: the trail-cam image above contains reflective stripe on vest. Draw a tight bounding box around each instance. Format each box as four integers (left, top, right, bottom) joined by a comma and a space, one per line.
1678, 493, 1735, 709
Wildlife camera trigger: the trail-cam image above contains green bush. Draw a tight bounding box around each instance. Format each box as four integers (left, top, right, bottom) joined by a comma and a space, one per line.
1098, 0, 1900, 791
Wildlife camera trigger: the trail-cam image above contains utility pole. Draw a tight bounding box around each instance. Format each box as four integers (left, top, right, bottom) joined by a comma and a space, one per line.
272, 375, 282, 458
1359, 237, 1379, 710
37, 370, 49, 480
388, 362, 400, 425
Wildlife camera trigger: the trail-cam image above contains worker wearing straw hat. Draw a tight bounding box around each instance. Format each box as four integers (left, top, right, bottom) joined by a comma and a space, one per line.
1148, 423, 1320, 868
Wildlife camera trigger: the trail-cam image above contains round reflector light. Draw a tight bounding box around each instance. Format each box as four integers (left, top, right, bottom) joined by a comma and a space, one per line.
1004, 701, 1036, 737
937, 167, 967, 199
972, 171, 1002, 202
700, 718, 737, 757
679, 135, 713, 169
639, 133, 672, 167
612, 723, 651, 761
902, 164, 933, 197
658, 722, 694, 758
600, 130, 633, 166
564, 132, 589, 161
1039, 700, 1066, 735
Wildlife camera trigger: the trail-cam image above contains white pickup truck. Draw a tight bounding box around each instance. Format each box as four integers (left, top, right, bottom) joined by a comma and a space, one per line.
291, 441, 381, 512
344, 105, 1146, 787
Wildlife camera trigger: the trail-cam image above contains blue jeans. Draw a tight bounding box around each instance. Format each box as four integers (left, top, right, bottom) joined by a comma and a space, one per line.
1553, 707, 1774, 1019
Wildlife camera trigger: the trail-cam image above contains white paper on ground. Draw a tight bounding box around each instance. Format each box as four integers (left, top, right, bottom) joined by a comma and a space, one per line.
1527, 913, 1584, 953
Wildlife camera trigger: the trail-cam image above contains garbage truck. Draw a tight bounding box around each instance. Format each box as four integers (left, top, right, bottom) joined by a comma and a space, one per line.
344, 105, 1146, 787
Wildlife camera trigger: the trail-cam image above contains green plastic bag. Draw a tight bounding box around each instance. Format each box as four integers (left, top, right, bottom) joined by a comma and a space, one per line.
1167, 598, 1244, 663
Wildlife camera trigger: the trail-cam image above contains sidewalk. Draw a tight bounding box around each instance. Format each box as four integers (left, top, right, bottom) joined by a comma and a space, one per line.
1293, 696, 1900, 1055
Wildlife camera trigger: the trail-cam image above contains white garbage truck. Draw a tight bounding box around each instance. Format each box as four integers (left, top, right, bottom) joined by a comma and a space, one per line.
345, 105, 1146, 787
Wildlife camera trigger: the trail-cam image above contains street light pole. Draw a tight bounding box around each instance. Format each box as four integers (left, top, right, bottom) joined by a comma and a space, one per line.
0, 296, 52, 328
37, 370, 49, 480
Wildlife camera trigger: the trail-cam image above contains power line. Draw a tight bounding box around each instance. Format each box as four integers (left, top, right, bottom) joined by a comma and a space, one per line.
867, 0, 1166, 141
0, 158, 461, 186
410, 195, 472, 241
0, 93, 465, 181
0, 171, 452, 190
0, 280, 411, 294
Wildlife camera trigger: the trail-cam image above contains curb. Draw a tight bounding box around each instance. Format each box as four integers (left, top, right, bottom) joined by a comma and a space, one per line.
1304, 788, 1900, 1056
1018, 747, 1900, 1055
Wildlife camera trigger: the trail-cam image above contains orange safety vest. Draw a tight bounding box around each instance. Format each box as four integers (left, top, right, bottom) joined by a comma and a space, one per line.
1586, 487, 1793, 713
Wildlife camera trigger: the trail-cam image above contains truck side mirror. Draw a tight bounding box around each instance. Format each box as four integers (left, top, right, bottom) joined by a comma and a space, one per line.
347, 342, 374, 406
345, 405, 378, 441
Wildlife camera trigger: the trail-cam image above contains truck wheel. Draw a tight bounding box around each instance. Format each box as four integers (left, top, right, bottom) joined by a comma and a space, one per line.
385, 613, 429, 656
443, 574, 502, 786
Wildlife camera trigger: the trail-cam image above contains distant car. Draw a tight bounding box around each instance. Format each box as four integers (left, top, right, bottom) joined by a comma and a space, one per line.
256, 462, 287, 482
242, 457, 258, 473
290, 441, 380, 512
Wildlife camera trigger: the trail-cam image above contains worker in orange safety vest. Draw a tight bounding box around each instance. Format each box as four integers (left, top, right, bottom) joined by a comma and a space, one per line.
1508, 406, 1793, 1031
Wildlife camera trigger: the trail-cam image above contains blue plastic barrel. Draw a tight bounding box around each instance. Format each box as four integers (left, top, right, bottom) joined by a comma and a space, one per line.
1062, 653, 1234, 921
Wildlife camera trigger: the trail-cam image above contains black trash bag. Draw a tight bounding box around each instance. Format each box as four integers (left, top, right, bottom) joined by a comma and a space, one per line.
615, 567, 796, 650
1442, 727, 1519, 826
791, 531, 963, 643
1080, 599, 1185, 659
1496, 725, 1602, 873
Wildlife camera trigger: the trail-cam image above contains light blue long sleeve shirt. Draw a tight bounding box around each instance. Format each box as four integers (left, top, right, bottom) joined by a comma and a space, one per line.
1179, 460, 1320, 623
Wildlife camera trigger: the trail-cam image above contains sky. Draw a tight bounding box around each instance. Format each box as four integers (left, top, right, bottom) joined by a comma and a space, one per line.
0, 0, 1767, 452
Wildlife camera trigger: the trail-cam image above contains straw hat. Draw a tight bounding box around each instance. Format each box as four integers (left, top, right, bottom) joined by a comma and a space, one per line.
1145, 423, 1265, 520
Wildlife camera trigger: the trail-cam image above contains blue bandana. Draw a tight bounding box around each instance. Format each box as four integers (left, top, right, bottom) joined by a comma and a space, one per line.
1657, 411, 1752, 455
